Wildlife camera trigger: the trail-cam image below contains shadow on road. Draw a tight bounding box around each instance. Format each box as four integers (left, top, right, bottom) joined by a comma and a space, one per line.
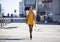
4, 26, 17, 29
0, 38, 29, 40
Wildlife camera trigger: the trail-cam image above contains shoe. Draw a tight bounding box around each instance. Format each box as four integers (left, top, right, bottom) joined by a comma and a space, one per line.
30, 35, 32, 40
30, 38, 32, 40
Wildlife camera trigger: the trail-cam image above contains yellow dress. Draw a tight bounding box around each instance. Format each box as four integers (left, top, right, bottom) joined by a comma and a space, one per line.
26, 12, 35, 25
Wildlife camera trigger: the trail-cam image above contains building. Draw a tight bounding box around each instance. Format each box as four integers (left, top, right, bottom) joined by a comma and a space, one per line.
0, 4, 1, 13
36, 0, 60, 22
24, 0, 36, 10
19, 0, 36, 17
19, 0, 60, 22
19, 2, 23, 17
0, 4, 2, 17
24, 0, 36, 16
19, 0, 25, 17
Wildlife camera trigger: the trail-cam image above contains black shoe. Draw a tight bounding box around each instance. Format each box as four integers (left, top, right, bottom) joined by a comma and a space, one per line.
30, 37, 32, 40
30, 35, 32, 40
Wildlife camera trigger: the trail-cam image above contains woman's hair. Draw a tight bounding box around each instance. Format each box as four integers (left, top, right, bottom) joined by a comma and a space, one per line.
28, 6, 34, 14
29, 6, 33, 10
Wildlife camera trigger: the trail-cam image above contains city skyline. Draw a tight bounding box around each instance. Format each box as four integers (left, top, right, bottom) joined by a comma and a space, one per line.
0, 0, 22, 16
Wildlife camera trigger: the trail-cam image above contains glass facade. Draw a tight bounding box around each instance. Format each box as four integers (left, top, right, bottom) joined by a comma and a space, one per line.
25, 0, 36, 10
0, 4, 1, 12
36, 0, 60, 22
42, 0, 53, 3
25, 0, 35, 4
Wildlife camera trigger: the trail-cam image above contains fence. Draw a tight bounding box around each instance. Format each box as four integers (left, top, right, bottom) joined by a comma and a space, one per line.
0, 17, 11, 29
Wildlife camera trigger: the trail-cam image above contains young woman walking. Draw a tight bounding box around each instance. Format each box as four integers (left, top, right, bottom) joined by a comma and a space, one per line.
26, 6, 35, 40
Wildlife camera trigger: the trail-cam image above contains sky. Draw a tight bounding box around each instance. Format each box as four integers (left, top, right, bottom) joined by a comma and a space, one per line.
0, 0, 22, 16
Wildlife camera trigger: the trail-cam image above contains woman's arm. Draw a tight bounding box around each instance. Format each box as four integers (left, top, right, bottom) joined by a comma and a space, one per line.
26, 14, 29, 23
26, 15, 28, 23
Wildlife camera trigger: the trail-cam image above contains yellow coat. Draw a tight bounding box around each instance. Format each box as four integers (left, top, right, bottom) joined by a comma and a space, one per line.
26, 12, 35, 25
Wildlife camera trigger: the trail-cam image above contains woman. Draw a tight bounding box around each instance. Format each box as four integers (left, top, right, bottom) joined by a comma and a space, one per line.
26, 6, 35, 40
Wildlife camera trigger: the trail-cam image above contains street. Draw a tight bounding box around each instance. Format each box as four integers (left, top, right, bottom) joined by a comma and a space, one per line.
0, 21, 60, 42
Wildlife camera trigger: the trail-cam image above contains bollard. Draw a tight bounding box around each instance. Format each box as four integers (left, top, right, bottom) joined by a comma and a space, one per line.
1, 17, 3, 28
5, 18, 6, 25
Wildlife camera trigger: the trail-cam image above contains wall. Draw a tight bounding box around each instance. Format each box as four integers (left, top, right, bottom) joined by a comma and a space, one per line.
0, 4, 1, 13
19, 2, 23, 14
36, 0, 60, 21
45, 0, 60, 21
50, 0, 60, 21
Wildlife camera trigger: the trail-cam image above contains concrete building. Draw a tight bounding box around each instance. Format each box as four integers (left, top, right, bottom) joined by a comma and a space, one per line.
36, 0, 60, 22
19, 0, 36, 17
24, 0, 36, 9
50, 0, 60, 22
24, 0, 36, 16
0, 4, 1, 13
0, 4, 2, 17
19, 0, 25, 17
19, 2, 23, 17
19, 0, 60, 22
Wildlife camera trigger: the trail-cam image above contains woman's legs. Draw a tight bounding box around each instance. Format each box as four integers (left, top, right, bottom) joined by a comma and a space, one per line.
29, 25, 33, 39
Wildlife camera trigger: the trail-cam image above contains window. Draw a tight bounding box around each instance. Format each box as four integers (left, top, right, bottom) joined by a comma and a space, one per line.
0, 4, 1, 12
42, 0, 53, 3
25, 0, 36, 10
14, 10, 17, 13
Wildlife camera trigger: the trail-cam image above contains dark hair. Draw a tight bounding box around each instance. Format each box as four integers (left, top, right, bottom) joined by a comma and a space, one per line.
29, 6, 33, 10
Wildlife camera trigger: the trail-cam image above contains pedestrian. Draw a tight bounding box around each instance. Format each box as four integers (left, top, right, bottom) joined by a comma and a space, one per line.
26, 6, 35, 40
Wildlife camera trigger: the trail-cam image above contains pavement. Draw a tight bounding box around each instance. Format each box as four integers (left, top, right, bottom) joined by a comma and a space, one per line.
0, 18, 60, 42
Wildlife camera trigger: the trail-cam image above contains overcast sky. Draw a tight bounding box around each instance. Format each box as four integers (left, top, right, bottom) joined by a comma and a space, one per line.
0, 0, 22, 16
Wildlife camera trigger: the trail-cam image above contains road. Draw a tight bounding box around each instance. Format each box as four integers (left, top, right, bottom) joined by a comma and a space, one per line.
0, 18, 60, 42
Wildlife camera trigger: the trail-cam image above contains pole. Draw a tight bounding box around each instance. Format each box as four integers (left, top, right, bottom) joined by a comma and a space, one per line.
1, 17, 3, 28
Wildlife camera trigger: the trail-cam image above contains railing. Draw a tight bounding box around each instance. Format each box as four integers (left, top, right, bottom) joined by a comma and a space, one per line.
0, 17, 11, 29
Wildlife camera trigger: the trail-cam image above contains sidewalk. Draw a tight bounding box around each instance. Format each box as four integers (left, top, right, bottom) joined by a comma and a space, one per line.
0, 22, 60, 42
